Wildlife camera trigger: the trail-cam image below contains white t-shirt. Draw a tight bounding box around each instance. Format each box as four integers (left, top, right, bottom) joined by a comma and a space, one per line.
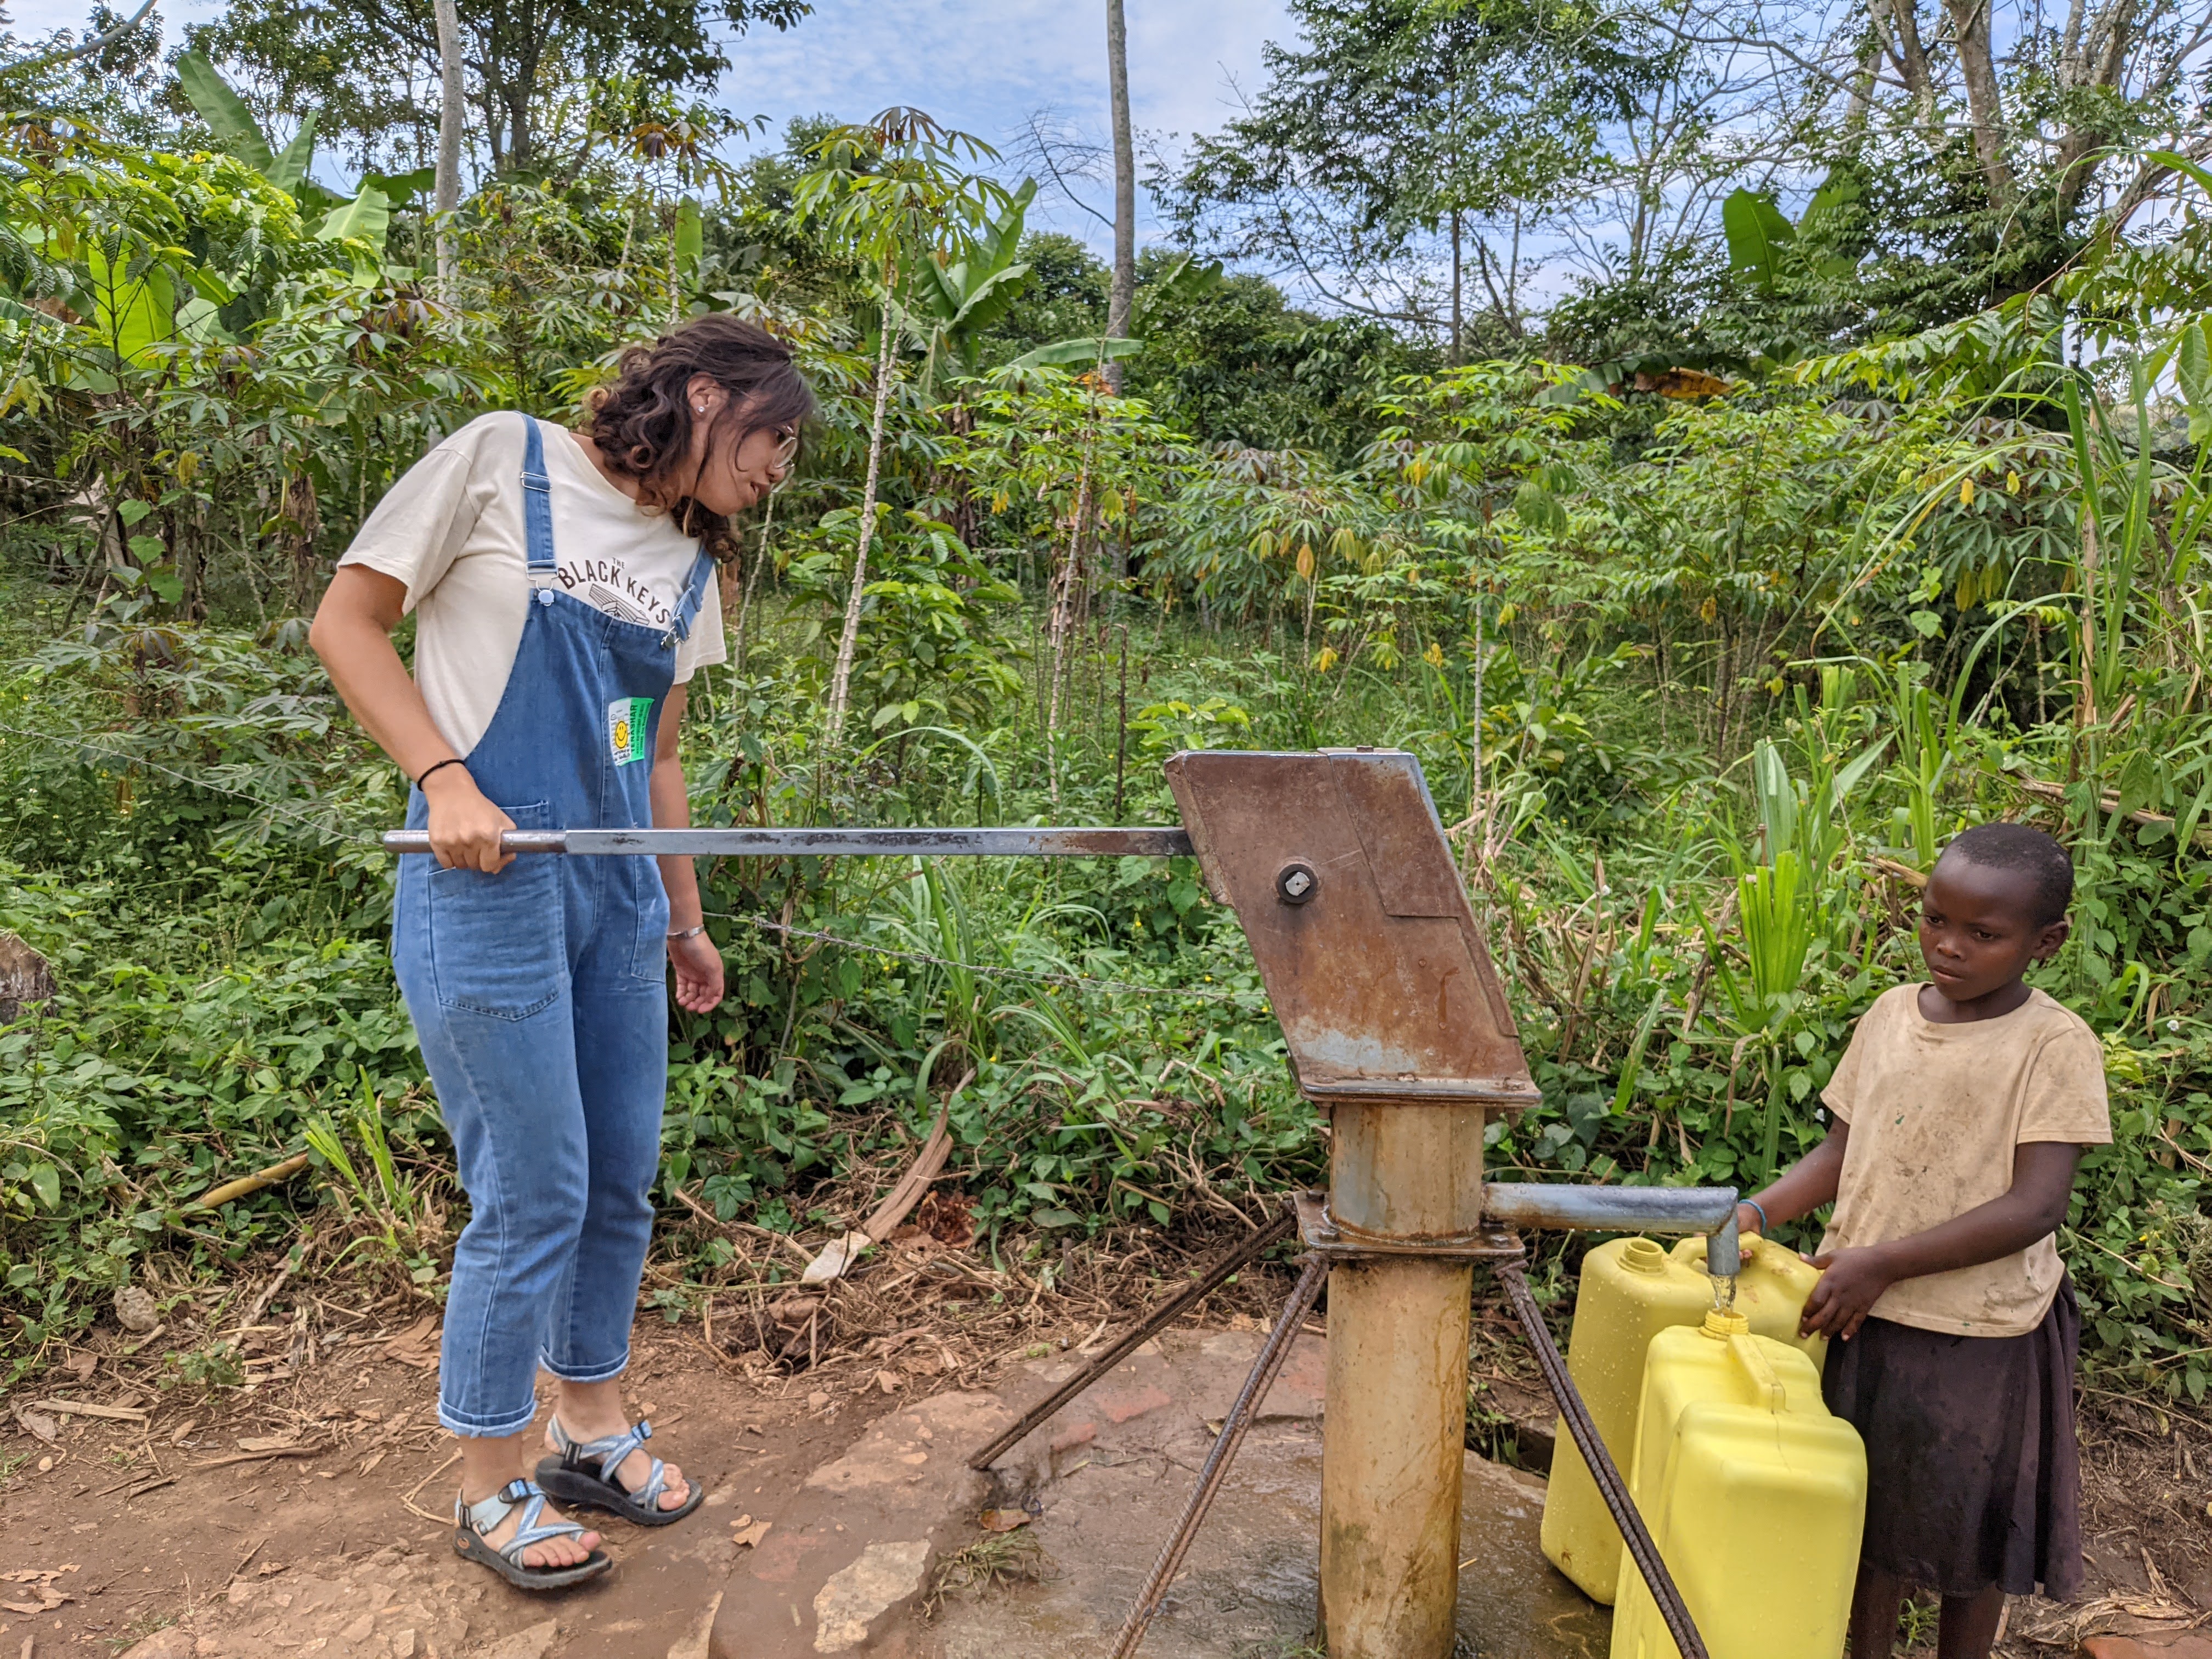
339, 412, 726, 757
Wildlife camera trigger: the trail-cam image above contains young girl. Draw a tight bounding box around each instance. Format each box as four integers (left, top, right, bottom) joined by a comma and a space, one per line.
1740, 822, 2110, 1659
311, 316, 812, 1592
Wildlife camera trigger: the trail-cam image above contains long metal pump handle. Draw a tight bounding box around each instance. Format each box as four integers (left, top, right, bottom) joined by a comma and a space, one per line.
379, 826, 1194, 857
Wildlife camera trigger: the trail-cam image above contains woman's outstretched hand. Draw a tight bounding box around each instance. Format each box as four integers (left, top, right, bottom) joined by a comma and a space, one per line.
424, 767, 516, 873
1798, 1245, 1898, 1341
669, 929, 725, 1013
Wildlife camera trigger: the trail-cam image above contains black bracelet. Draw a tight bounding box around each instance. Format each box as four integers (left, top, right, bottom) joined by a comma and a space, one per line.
415, 757, 467, 788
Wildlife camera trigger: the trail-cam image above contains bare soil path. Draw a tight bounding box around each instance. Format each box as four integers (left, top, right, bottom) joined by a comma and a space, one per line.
3, 1269, 2209, 1658
1, 1319, 901, 1659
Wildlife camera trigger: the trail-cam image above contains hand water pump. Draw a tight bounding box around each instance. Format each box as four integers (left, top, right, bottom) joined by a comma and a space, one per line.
386, 747, 1736, 1658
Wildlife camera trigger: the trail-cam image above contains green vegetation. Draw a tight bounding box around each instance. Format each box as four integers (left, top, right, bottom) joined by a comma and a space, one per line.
3, 6, 2212, 1426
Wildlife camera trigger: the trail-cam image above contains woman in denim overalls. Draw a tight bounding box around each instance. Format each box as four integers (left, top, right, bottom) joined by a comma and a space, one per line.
313, 318, 810, 1590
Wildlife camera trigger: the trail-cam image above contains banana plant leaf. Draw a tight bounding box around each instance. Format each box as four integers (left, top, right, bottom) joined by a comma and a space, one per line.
266, 115, 317, 196
1006, 336, 1143, 371
315, 187, 390, 250
1722, 188, 1793, 292
176, 52, 274, 174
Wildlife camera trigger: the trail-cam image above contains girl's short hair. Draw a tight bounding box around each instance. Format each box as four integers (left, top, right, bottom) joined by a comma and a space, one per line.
584, 314, 816, 559
1941, 822, 2075, 926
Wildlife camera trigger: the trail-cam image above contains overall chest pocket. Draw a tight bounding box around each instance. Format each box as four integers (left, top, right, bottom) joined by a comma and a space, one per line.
426, 802, 566, 1019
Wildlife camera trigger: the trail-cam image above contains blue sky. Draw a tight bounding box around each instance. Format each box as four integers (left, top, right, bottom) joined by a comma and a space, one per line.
14, 0, 1295, 247
719, 0, 1293, 242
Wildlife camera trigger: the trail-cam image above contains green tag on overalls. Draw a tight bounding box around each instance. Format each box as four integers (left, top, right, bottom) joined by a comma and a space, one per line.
606, 697, 652, 766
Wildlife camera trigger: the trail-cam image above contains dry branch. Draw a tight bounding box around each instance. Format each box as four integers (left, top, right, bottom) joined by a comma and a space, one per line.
189, 1153, 311, 1212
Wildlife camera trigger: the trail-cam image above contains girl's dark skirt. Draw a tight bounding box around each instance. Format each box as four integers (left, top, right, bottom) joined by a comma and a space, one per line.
1821, 1276, 2084, 1600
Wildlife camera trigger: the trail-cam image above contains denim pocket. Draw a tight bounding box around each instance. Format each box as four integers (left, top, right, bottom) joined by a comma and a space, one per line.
627, 857, 672, 985
427, 801, 565, 1019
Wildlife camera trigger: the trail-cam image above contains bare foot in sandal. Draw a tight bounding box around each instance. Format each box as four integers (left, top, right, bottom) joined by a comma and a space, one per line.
538, 1379, 696, 1522
454, 1436, 610, 1590
465, 1479, 603, 1566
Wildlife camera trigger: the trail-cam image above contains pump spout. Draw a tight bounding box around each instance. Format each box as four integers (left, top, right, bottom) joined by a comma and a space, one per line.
1706, 1207, 1741, 1278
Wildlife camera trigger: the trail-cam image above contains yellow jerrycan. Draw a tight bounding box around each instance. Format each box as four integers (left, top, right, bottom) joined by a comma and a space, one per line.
1539, 1234, 1825, 1602
1609, 1311, 1866, 1659
1671, 1231, 1829, 1367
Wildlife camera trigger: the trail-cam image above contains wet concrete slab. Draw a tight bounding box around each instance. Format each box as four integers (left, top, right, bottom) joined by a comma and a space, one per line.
931, 1330, 1610, 1659
708, 1328, 1604, 1657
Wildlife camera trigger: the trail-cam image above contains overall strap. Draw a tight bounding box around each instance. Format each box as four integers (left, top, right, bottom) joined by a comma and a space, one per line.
520, 415, 558, 589
662, 547, 716, 649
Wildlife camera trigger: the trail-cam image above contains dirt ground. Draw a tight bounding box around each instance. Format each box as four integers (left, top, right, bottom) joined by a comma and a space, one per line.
0, 1209, 1286, 1659
4, 1248, 2211, 1659
0, 1312, 907, 1658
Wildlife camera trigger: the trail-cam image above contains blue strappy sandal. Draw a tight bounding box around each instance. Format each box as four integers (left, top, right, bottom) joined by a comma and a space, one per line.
453, 1478, 612, 1590
534, 1417, 703, 1527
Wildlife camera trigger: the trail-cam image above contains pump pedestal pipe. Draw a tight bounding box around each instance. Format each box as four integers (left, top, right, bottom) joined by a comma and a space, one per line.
381, 747, 1737, 1659
1158, 749, 1735, 1658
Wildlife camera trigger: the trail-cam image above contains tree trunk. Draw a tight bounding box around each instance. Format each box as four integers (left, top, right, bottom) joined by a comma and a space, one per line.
735, 490, 776, 675
1104, 0, 1137, 394
1944, 0, 2017, 210
1506, 213, 1522, 335
1464, 586, 1485, 874
433, 0, 463, 295
1449, 209, 1463, 364
1868, 0, 1937, 117
1045, 417, 1099, 805
825, 291, 899, 746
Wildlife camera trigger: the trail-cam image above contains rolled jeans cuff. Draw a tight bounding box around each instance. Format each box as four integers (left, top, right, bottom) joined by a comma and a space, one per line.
538, 1346, 631, 1386
438, 1397, 544, 1440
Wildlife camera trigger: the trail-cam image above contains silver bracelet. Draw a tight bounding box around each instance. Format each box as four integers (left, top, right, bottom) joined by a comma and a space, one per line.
667, 924, 707, 941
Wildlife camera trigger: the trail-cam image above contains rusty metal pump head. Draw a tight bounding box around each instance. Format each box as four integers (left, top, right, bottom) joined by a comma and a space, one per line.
1166, 748, 1538, 1112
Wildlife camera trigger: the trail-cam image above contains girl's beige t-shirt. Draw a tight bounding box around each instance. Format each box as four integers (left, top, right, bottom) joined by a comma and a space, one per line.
338, 412, 726, 758
1819, 983, 2111, 1338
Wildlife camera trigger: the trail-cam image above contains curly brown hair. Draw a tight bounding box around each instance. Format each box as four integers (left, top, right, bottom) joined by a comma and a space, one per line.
583, 314, 815, 560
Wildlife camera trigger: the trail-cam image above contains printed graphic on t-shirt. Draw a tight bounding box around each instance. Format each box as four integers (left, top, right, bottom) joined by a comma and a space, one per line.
607, 697, 652, 765
560, 556, 676, 630
586, 583, 650, 625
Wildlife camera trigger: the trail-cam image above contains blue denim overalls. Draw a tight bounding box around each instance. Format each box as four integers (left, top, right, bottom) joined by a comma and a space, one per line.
392, 414, 715, 1438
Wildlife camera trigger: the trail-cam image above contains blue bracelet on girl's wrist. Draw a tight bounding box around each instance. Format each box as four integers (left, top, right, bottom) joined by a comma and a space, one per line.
1740, 1198, 1770, 1233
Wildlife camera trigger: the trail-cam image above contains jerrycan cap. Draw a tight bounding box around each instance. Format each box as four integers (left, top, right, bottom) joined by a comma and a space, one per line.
1700, 1309, 1750, 1339
1622, 1238, 1668, 1275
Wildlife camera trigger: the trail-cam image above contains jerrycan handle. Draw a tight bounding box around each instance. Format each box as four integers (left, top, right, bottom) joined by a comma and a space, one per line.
1726, 1332, 1788, 1413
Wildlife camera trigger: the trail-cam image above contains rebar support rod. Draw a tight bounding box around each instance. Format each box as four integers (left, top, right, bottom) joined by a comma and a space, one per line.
967, 1207, 1295, 1472
1108, 1255, 1329, 1659
1497, 1260, 1709, 1659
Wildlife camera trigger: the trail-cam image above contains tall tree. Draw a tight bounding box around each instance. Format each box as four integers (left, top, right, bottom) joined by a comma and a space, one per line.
1647, 0, 2212, 321
1103, 0, 1136, 392
1166, 0, 1660, 352
433, 0, 462, 291
187, 0, 810, 173
792, 109, 1011, 747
